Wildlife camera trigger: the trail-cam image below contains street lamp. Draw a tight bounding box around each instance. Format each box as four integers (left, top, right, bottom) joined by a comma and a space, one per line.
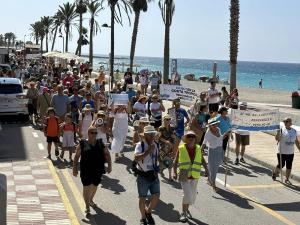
59, 34, 65, 53
102, 23, 114, 90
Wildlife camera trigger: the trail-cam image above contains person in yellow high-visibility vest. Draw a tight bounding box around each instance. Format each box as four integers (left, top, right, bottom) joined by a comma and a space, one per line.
173, 130, 208, 223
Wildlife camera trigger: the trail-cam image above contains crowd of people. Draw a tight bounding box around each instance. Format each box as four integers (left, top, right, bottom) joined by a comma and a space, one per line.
2, 58, 299, 224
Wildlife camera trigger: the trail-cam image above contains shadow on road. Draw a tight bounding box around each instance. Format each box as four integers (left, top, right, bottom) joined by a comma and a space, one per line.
115, 156, 133, 175
213, 188, 254, 210
264, 201, 300, 212
101, 175, 126, 195
82, 205, 126, 225
153, 200, 180, 222
0, 174, 6, 224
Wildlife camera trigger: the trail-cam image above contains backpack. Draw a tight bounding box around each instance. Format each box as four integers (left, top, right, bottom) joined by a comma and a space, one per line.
131, 141, 160, 176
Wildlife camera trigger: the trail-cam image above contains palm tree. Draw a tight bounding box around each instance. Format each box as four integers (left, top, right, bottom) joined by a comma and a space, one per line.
0, 34, 4, 46
4, 32, 16, 54
129, 0, 153, 72
229, 0, 240, 92
75, 0, 88, 56
159, 0, 175, 84
87, 0, 103, 67
58, 2, 78, 52
30, 22, 41, 45
51, 11, 63, 51
41, 16, 53, 52
105, 0, 131, 89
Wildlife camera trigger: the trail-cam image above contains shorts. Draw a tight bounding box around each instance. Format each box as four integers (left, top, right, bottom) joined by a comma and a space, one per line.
235, 133, 250, 146
276, 154, 294, 170
28, 103, 37, 115
80, 173, 102, 186
137, 175, 160, 198
47, 136, 59, 143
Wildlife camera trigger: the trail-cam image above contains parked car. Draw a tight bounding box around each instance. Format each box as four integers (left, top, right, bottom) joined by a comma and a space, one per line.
0, 78, 28, 120
0, 64, 12, 72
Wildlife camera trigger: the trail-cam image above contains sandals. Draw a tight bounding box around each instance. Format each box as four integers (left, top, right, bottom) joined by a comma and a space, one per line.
90, 201, 98, 208
285, 179, 292, 185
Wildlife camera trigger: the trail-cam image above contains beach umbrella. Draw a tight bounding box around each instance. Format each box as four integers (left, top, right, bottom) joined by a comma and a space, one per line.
42, 51, 61, 57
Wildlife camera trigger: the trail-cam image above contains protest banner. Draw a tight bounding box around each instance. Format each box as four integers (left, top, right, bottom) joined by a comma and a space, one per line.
167, 107, 177, 128
160, 84, 198, 103
231, 109, 280, 131
108, 94, 129, 106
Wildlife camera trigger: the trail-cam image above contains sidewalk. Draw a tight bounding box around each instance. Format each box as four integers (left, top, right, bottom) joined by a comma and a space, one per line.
0, 160, 73, 225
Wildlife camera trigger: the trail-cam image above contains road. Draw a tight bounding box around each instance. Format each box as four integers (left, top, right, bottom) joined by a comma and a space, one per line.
1, 119, 300, 225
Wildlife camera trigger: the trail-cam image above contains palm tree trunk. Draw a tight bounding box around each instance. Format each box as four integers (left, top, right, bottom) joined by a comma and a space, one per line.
46, 33, 49, 52
40, 38, 44, 53
76, 13, 83, 56
89, 17, 94, 67
130, 10, 140, 72
229, 0, 240, 92
66, 26, 69, 52
51, 27, 58, 51
35, 35, 39, 45
163, 4, 171, 84
110, 5, 115, 89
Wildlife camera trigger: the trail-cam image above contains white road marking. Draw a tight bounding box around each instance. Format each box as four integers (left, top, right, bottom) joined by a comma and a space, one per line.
38, 143, 45, 150
32, 132, 38, 138
28, 126, 32, 128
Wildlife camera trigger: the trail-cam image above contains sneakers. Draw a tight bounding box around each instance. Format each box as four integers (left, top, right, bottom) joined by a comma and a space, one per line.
140, 218, 147, 225
234, 158, 239, 165
145, 213, 155, 225
55, 149, 59, 157
240, 157, 246, 163
179, 212, 188, 223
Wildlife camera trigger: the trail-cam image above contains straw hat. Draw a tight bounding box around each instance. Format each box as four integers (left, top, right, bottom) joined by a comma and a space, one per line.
82, 104, 92, 112
152, 94, 159, 99
97, 110, 106, 116
143, 125, 157, 135
139, 117, 150, 124
206, 117, 220, 127
138, 95, 148, 102
182, 130, 197, 143
163, 114, 172, 120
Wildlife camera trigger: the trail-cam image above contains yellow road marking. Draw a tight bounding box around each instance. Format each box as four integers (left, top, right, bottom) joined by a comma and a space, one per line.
230, 184, 284, 189
47, 160, 80, 225
216, 178, 296, 225
229, 186, 296, 225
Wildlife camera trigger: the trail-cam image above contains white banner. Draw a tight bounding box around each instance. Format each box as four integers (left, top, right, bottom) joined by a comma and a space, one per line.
231, 109, 280, 131
160, 84, 198, 103
108, 94, 128, 106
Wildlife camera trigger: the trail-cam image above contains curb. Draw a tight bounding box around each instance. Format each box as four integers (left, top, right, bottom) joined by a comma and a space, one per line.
228, 147, 300, 183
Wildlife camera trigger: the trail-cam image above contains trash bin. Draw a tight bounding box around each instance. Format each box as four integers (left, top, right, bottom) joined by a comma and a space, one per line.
291, 96, 300, 109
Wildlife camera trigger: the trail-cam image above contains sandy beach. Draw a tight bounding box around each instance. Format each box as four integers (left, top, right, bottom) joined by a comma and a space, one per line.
181, 80, 291, 105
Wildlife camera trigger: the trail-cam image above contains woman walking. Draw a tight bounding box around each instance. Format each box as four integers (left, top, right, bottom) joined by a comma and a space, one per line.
202, 118, 230, 191
150, 94, 165, 129
272, 118, 300, 184
111, 104, 128, 161
173, 130, 207, 223
216, 107, 231, 155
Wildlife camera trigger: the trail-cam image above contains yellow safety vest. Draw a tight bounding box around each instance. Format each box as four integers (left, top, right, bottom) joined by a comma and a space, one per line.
178, 144, 202, 179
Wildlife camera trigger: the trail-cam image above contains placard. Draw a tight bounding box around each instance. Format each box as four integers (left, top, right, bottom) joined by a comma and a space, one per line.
160, 84, 198, 103
167, 107, 177, 128
231, 109, 280, 131
108, 93, 128, 106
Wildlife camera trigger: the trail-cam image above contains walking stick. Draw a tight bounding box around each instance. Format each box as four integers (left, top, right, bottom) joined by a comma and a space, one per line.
224, 134, 231, 187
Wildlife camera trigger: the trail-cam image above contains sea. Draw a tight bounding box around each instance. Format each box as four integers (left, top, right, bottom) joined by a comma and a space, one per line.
85, 54, 300, 92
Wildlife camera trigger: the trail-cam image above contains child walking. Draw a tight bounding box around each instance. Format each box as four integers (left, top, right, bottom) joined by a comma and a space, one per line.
43, 107, 60, 159
60, 113, 77, 162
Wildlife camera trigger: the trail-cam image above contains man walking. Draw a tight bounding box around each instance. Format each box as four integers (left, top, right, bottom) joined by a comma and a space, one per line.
134, 126, 160, 225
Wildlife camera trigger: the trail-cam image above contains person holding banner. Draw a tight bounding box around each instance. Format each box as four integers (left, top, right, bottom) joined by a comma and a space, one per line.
133, 95, 148, 122
272, 118, 300, 184
202, 118, 230, 192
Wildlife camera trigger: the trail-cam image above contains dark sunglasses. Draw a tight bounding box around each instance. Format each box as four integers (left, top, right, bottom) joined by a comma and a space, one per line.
186, 135, 196, 139
89, 131, 98, 135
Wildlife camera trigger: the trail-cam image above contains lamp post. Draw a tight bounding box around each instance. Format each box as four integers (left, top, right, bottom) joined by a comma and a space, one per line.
102, 23, 113, 90
59, 34, 65, 53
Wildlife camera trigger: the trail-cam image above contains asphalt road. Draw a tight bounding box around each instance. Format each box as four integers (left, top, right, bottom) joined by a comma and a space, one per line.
1, 119, 300, 225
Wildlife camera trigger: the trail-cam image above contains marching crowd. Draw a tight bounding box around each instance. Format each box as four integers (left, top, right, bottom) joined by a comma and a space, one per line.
3, 58, 300, 224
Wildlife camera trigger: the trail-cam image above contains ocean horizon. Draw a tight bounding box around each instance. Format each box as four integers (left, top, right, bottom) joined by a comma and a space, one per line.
83, 54, 300, 92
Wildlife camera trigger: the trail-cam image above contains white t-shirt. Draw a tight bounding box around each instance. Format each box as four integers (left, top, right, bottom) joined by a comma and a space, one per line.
79, 113, 93, 138
150, 102, 162, 120
278, 128, 297, 155
207, 87, 219, 104
203, 129, 223, 149
134, 141, 159, 172
133, 102, 147, 117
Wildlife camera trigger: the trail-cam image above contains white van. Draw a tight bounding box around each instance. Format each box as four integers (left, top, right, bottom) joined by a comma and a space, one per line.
0, 78, 28, 119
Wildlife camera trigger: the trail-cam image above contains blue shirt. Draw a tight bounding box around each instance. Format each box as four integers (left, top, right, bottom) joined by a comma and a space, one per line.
51, 94, 69, 117
82, 99, 95, 110
175, 108, 188, 137
126, 89, 136, 100
216, 115, 231, 135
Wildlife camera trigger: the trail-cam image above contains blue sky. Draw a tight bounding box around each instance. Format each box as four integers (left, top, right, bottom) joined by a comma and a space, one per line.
1, 0, 300, 63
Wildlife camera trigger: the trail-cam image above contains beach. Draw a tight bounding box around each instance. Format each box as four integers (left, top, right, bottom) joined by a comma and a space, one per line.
181, 79, 291, 105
